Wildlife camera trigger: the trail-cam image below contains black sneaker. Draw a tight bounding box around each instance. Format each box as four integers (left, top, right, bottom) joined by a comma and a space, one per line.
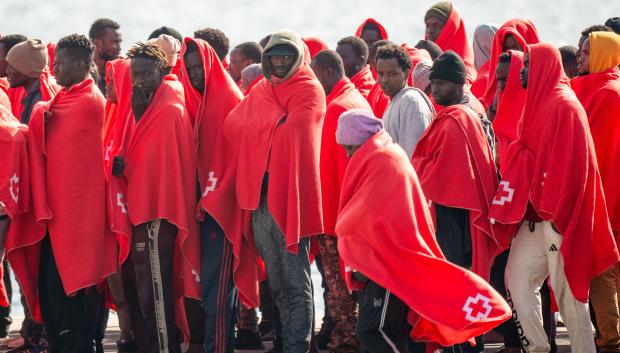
259, 320, 276, 341
265, 338, 283, 353
316, 321, 334, 350
235, 329, 265, 350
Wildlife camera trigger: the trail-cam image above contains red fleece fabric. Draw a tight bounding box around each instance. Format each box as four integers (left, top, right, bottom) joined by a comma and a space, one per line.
337, 130, 510, 346
488, 44, 619, 302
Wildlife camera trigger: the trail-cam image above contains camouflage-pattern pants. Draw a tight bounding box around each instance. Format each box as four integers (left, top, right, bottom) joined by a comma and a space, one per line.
318, 235, 360, 353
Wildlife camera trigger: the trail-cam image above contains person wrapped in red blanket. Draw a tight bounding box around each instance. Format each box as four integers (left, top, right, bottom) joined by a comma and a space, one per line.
9, 34, 117, 353
571, 31, 620, 353
111, 42, 198, 353
0, 34, 27, 116
336, 36, 375, 100
355, 18, 388, 52
335, 109, 510, 353
5, 39, 60, 123
423, 2, 476, 81
488, 43, 619, 353
412, 51, 504, 353
310, 49, 372, 353
0, 107, 27, 309
223, 30, 325, 353
491, 51, 525, 172
180, 36, 252, 353
481, 18, 539, 108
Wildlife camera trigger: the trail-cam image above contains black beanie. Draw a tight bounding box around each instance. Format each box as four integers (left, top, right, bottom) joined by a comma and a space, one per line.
605, 17, 620, 35
428, 50, 467, 84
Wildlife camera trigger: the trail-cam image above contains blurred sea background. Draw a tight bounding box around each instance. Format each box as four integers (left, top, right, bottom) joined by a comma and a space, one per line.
0, 0, 619, 319
2, 0, 620, 51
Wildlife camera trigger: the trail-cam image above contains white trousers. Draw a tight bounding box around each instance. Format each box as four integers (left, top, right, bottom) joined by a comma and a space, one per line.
505, 221, 596, 353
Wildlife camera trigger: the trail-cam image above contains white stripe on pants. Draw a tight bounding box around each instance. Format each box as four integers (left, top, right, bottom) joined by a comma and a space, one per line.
505, 221, 595, 353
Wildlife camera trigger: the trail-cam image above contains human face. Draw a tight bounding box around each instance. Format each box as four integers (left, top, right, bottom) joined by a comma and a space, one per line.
54, 48, 88, 88
6, 64, 31, 88
495, 61, 510, 92
95, 28, 122, 61
184, 50, 205, 93
228, 48, 251, 83
520, 52, 529, 89
425, 16, 445, 42
430, 79, 462, 106
0, 43, 8, 77
342, 144, 360, 158
130, 57, 163, 99
361, 29, 381, 51
502, 34, 523, 52
376, 57, 408, 99
336, 43, 361, 78
106, 70, 118, 104
577, 38, 590, 75
270, 54, 296, 79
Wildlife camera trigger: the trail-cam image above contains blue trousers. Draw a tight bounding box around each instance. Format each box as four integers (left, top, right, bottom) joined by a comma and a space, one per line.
200, 214, 238, 353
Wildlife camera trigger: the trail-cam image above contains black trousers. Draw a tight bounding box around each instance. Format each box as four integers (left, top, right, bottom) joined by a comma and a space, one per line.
0, 261, 11, 333
123, 220, 180, 353
490, 250, 522, 348
39, 236, 101, 353
356, 280, 410, 353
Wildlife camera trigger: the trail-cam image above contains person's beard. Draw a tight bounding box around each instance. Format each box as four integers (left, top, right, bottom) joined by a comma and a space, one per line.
100, 50, 119, 62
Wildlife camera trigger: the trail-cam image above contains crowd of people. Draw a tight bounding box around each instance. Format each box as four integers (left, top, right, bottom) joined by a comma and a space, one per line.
0, 2, 619, 353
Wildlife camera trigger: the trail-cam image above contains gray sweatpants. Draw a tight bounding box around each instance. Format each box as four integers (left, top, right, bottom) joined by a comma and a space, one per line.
252, 192, 313, 353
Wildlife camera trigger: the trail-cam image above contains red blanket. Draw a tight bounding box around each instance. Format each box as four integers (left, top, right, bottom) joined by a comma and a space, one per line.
572, 68, 620, 236
367, 82, 389, 118
0, 107, 28, 307
0, 77, 8, 95
103, 59, 132, 175
0, 87, 9, 111
337, 130, 510, 346
179, 37, 260, 307
119, 80, 198, 340
488, 44, 619, 302
7, 87, 25, 118
412, 105, 507, 279
0, 107, 27, 219
483, 19, 539, 107
303, 37, 329, 59
493, 51, 525, 172
401, 43, 432, 87
245, 75, 264, 96
432, 3, 476, 81
321, 78, 371, 236
9, 78, 117, 321
47, 43, 56, 74
350, 65, 375, 100
223, 62, 325, 254
355, 18, 389, 40
470, 62, 489, 99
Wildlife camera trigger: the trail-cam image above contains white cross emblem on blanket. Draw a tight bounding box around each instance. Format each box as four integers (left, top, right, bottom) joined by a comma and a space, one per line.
492, 181, 514, 205
463, 293, 493, 322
